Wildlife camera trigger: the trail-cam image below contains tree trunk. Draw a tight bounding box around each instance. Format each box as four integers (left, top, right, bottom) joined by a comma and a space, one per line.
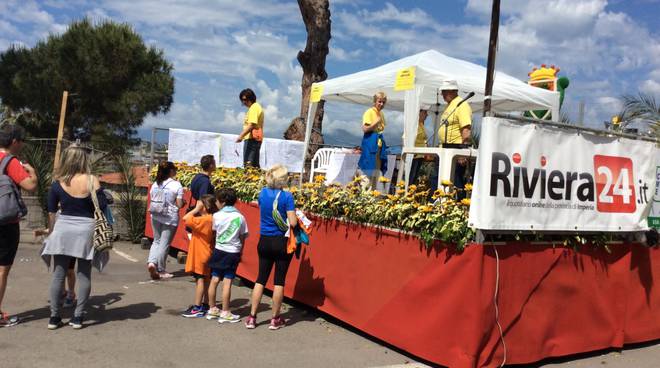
284, 0, 330, 157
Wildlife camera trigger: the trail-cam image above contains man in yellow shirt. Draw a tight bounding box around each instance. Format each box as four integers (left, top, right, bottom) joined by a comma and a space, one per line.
236, 88, 264, 168
431, 85, 472, 198
438, 89, 472, 145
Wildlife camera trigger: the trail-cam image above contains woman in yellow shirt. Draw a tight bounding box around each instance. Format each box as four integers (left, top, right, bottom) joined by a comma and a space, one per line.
409, 109, 428, 185
357, 92, 388, 190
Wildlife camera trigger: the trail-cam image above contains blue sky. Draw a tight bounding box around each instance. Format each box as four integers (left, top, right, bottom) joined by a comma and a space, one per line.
0, 0, 658, 146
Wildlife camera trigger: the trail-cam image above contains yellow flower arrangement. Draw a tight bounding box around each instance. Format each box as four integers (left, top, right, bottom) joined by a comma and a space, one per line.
164, 163, 475, 250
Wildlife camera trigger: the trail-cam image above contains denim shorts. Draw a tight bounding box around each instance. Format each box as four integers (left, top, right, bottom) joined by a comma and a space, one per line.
209, 249, 241, 280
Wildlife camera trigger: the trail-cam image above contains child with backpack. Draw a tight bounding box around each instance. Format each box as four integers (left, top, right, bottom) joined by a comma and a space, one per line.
180, 194, 217, 318
206, 188, 248, 323
147, 161, 185, 280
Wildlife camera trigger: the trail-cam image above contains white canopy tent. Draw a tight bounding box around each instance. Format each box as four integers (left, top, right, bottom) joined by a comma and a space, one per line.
302, 49, 560, 180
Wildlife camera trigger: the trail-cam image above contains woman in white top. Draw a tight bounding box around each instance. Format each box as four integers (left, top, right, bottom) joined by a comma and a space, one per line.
147, 161, 185, 280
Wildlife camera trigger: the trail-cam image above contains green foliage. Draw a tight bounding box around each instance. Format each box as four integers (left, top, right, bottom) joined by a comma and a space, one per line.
0, 19, 174, 147
19, 142, 53, 227
620, 93, 660, 137
113, 154, 146, 242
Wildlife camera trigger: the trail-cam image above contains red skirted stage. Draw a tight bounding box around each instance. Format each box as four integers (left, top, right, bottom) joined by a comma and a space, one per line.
145, 197, 660, 367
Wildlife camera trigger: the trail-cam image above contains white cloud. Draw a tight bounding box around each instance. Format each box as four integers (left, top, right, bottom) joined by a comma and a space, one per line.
641, 80, 660, 95
2, 0, 658, 141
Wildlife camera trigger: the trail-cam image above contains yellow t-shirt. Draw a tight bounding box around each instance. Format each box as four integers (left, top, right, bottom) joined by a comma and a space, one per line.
415, 122, 427, 147
362, 107, 386, 134
243, 102, 264, 141
438, 96, 472, 144
363, 107, 386, 147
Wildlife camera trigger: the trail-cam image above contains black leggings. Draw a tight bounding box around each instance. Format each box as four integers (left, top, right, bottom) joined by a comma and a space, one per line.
256, 235, 293, 286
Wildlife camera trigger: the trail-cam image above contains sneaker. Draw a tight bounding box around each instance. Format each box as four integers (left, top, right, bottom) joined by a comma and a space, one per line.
48, 316, 64, 330
147, 263, 160, 280
245, 315, 256, 329
201, 303, 210, 312
218, 311, 241, 324
181, 305, 205, 318
0, 312, 19, 328
69, 316, 83, 329
269, 315, 286, 330
159, 272, 174, 279
206, 307, 221, 320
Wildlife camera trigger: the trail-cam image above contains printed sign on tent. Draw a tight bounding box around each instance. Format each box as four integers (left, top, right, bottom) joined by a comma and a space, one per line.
394, 66, 415, 91
310, 83, 324, 103
469, 117, 656, 232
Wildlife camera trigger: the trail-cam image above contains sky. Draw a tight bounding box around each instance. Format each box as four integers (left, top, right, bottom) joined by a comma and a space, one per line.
0, 0, 658, 146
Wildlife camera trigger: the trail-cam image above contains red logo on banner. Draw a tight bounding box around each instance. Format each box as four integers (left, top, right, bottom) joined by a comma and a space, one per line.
594, 155, 636, 213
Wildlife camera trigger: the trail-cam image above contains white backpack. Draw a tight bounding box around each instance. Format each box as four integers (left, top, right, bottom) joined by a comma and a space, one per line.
149, 181, 171, 215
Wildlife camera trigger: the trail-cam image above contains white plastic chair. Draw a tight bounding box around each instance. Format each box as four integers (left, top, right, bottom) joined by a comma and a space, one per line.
309, 148, 335, 182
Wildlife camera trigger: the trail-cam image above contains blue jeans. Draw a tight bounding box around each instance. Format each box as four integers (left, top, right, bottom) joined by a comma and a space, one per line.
243, 139, 261, 168
148, 220, 177, 272
408, 157, 424, 185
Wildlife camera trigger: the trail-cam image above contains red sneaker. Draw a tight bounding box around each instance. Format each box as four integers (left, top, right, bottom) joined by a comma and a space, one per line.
245, 315, 256, 329
269, 315, 286, 330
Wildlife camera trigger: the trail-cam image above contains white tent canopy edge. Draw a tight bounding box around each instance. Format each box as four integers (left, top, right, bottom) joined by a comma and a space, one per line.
301, 49, 561, 182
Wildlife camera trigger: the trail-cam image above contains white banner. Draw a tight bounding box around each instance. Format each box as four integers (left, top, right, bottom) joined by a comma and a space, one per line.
168, 128, 304, 173
648, 150, 660, 229
469, 117, 656, 232
168, 128, 220, 164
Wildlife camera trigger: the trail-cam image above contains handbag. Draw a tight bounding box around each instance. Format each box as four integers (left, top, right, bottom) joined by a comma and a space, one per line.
89, 175, 113, 252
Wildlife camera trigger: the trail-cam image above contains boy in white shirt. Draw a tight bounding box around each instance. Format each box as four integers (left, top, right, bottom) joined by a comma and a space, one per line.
206, 188, 248, 323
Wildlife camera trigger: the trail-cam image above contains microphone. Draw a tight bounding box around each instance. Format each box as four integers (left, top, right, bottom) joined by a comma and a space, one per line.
455, 92, 475, 108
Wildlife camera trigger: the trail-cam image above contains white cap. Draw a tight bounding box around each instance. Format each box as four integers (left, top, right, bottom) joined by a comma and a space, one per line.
440, 80, 459, 90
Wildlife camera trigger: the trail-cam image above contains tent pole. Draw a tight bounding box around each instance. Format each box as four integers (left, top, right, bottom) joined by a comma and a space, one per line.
300, 102, 318, 188
432, 88, 440, 147
483, 0, 501, 117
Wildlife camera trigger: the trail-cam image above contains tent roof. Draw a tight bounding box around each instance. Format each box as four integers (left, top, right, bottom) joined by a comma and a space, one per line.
317, 49, 559, 113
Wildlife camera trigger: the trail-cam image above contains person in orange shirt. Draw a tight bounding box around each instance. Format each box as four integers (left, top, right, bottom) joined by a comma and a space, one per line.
180, 194, 217, 318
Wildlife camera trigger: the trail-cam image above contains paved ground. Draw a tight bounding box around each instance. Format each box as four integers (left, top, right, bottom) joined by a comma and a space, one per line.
2, 230, 660, 368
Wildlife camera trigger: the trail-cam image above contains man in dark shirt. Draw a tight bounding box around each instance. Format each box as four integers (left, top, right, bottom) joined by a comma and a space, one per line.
190, 154, 216, 203
186, 155, 216, 234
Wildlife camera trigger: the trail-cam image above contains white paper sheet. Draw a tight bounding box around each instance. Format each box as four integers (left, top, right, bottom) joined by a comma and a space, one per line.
168, 128, 220, 164
167, 129, 304, 173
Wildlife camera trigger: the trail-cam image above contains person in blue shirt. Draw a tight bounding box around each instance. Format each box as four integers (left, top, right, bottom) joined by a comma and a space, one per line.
190, 155, 216, 202
245, 164, 297, 330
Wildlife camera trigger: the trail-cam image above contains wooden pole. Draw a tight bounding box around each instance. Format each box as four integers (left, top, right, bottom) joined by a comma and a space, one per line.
483, 0, 501, 117
53, 90, 68, 172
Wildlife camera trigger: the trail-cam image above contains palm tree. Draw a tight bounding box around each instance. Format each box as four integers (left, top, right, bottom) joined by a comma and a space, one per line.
620, 93, 660, 136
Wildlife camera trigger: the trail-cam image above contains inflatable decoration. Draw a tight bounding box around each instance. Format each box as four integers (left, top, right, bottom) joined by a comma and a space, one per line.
525, 64, 569, 120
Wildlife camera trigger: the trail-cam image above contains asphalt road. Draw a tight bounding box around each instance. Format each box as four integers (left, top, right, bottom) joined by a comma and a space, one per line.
2, 230, 659, 368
